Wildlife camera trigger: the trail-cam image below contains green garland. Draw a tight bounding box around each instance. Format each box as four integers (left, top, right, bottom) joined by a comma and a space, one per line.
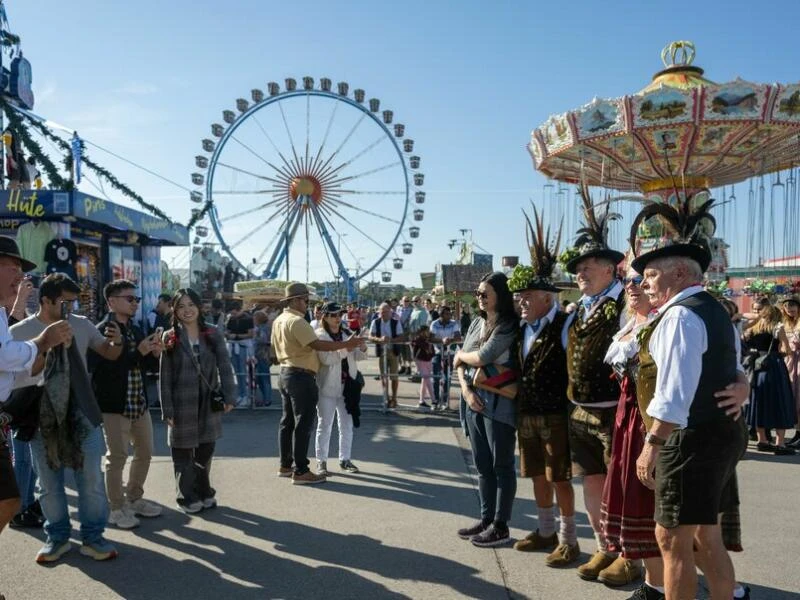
1, 101, 67, 188
186, 199, 212, 230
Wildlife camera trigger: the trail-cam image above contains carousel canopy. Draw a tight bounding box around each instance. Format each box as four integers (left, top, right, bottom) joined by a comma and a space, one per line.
529, 41, 800, 192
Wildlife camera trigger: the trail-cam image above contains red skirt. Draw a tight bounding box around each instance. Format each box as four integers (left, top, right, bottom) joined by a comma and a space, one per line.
600, 376, 660, 559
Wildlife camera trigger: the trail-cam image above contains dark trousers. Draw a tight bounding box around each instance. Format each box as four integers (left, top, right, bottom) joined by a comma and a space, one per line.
432, 354, 452, 403
465, 409, 517, 525
171, 442, 215, 505
278, 370, 319, 474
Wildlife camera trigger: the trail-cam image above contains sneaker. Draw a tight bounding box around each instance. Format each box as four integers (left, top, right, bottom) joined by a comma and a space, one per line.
627, 583, 666, 600
292, 470, 326, 485
202, 497, 218, 509
128, 498, 162, 518
756, 441, 776, 452
108, 508, 140, 530
317, 461, 330, 477
177, 501, 204, 514
734, 584, 751, 600
513, 529, 558, 552
235, 397, 250, 408
418, 400, 431, 409
787, 433, 800, 449
80, 538, 119, 561
457, 520, 489, 540
597, 555, 643, 586
471, 524, 511, 548
35, 540, 72, 564
9, 508, 44, 529
545, 542, 581, 567
339, 460, 359, 473
277, 466, 294, 478
577, 551, 617, 581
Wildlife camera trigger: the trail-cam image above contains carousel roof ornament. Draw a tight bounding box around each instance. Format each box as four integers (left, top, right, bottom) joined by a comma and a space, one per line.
529, 41, 800, 193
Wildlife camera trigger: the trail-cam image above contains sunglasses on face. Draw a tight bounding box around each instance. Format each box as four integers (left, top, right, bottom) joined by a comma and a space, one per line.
474, 290, 489, 299
622, 276, 643, 287
112, 295, 142, 303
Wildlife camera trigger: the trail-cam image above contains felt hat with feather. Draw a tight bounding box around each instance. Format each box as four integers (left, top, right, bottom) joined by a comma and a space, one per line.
629, 189, 716, 274
508, 204, 562, 293
564, 182, 625, 274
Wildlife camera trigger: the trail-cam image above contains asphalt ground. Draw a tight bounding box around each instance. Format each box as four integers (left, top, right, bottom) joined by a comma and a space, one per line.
0, 357, 798, 599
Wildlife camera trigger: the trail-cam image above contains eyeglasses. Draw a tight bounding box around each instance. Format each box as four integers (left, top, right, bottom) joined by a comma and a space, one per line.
474, 290, 489, 299
622, 276, 643, 287
112, 295, 142, 303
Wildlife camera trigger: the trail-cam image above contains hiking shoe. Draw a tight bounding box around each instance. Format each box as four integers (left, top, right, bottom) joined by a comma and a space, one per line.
457, 520, 489, 540
80, 538, 118, 561
177, 501, 204, 514
339, 460, 359, 473
108, 508, 140, 530
545, 542, 581, 567
129, 498, 162, 518
598, 555, 643, 586
471, 524, 511, 548
577, 551, 617, 580
10, 508, 44, 529
292, 470, 326, 485
513, 529, 558, 552
202, 497, 218, 509
317, 461, 330, 477
35, 540, 72, 564
277, 466, 294, 478
627, 583, 666, 600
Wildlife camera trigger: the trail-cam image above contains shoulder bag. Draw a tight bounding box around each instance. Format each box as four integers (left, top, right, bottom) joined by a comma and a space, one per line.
185, 342, 226, 412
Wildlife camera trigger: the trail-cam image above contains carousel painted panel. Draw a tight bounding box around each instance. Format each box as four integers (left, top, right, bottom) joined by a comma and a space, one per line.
642, 126, 692, 158
696, 124, 740, 153
771, 84, 800, 123
633, 87, 695, 127
575, 98, 625, 140
702, 81, 767, 121
539, 114, 574, 154
528, 133, 545, 167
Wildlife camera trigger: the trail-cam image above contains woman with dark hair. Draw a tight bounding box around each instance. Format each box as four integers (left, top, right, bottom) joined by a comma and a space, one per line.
743, 299, 796, 455
159, 288, 237, 513
454, 272, 519, 547
313, 302, 367, 475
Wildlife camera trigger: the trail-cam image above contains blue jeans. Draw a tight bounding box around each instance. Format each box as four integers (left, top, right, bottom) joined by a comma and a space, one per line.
255, 358, 272, 405
11, 437, 37, 511
230, 347, 249, 400
432, 354, 452, 403
465, 409, 517, 524
29, 425, 108, 544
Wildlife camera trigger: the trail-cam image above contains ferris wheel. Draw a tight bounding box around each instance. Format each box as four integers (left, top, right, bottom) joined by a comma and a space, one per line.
188, 77, 425, 296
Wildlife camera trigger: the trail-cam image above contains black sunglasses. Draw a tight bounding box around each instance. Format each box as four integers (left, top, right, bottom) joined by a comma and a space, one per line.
622, 276, 643, 286
112, 295, 142, 303
474, 290, 489, 299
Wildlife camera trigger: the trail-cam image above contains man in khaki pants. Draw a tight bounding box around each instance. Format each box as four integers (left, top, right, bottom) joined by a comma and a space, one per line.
89, 280, 164, 529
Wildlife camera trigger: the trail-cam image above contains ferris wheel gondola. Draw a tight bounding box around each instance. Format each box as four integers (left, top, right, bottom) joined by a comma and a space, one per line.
189, 77, 424, 298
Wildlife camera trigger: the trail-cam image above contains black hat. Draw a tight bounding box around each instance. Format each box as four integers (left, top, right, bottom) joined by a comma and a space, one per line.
630, 189, 715, 274
0, 235, 36, 272
321, 301, 345, 314
564, 183, 624, 274
508, 204, 562, 293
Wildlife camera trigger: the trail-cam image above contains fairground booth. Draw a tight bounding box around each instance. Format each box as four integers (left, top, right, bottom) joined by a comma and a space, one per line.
0, 188, 189, 321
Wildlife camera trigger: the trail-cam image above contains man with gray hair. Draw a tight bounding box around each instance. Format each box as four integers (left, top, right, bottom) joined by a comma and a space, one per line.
631, 195, 748, 600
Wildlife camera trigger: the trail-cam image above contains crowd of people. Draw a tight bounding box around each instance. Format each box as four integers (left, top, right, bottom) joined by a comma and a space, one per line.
450, 191, 774, 600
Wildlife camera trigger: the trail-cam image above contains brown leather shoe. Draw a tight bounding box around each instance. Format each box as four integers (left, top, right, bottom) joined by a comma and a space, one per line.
576, 551, 617, 580
292, 470, 326, 485
597, 556, 643, 587
277, 466, 293, 478
513, 529, 558, 552
545, 542, 581, 567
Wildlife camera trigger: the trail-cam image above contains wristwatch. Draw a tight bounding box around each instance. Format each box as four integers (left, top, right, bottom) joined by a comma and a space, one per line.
645, 432, 666, 446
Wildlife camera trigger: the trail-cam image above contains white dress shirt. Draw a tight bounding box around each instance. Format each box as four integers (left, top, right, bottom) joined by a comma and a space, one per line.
522, 302, 561, 360
645, 285, 743, 428
0, 308, 38, 403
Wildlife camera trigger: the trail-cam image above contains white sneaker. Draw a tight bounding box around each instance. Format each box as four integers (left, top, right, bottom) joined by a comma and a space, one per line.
178, 501, 204, 514
108, 508, 140, 530
202, 497, 218, 509
129, 498, 162, 518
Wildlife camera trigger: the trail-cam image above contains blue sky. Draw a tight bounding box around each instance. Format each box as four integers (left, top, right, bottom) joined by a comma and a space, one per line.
8, 0, 800, 285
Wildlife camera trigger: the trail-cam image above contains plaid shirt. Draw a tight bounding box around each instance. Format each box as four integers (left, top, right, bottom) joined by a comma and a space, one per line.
122, 330, 147, 419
